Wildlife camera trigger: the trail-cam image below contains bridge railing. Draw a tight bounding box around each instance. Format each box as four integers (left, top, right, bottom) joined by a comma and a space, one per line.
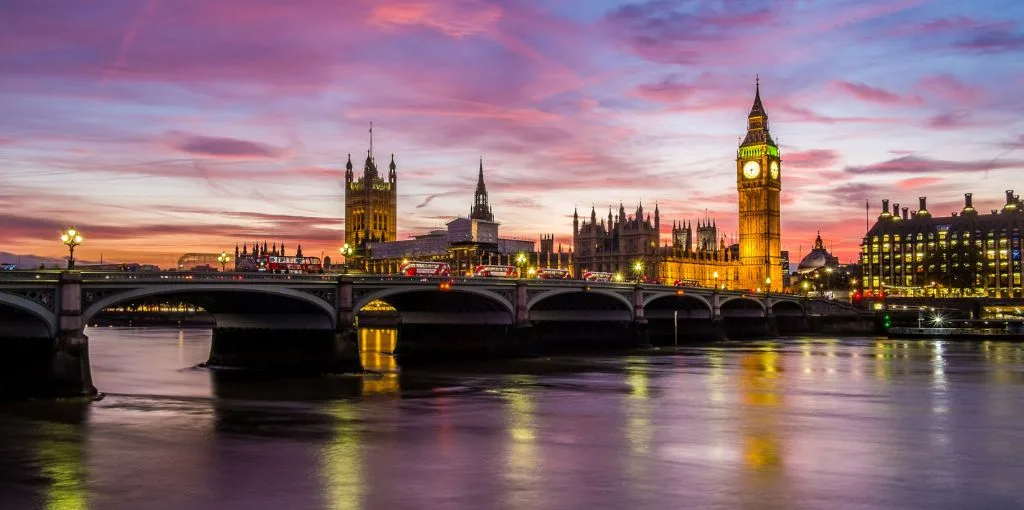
78, 271, 339, 282
0, 271, 61, 282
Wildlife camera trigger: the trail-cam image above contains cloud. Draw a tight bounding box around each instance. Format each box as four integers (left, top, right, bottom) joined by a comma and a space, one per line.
896, 177, 943, 189
926, 111, 973, 129
784, 149, 839, 169
368, 0, 503, 38
916, 74, 981, 103
845, 155, 1024, 174
165, 132, 288, 160
833, 81, 920, 106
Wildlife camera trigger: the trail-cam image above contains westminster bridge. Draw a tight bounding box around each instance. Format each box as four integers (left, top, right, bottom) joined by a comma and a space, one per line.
0, 271, 869, 398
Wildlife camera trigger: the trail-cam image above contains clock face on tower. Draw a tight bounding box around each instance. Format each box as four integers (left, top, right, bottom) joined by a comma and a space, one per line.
742, 160, 761, 179
769, 161, 780, 180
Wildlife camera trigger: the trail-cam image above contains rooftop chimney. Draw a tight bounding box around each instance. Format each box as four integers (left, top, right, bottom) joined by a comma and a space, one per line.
1008, 190, 1015, 204
893, 202, 900, 218
917, 197, 931, 218
902, 207, 909, 220
965, 193, 973, 208
880, 199, 891, 219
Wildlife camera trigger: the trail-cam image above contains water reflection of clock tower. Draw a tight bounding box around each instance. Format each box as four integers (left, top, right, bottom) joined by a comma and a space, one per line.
736, 79, 782, 291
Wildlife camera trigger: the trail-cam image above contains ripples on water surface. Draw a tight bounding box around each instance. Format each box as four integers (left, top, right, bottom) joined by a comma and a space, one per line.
2, 327, 1024, 509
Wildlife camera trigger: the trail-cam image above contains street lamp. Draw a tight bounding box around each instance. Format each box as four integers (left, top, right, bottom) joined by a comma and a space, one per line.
713, 271, 720, 289
765, 276, 771, 296
339, 243, 354, 273
60, 227, 83, 269
516, 252, 527, 279
801, 280, 810, 297
217, 251, 231, 272
633, 260, 644, 283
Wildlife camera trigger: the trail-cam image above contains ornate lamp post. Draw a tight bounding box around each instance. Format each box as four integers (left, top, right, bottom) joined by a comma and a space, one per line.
633, 260, 645, 283
339, 243, 354, 273
217, 251, 231, 272
765, 276, 771, 297
712, 271, 720, 289
516, 252, 527, 280
60, 227, 83, 269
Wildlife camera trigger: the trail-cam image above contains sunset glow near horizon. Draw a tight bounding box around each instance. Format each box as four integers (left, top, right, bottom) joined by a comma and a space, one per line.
2, 0, 1023, 268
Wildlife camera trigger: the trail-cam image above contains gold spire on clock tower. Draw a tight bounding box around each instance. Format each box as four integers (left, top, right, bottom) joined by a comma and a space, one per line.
736, 77, 782, 292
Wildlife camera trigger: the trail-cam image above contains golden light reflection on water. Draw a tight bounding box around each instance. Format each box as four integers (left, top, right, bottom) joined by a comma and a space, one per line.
358, 328, 399, 396
624, 359, 652, 455
503, 376, 539, 504
36, 422, 87, 510
739, 348, 783, 472
321, 402, 363, 510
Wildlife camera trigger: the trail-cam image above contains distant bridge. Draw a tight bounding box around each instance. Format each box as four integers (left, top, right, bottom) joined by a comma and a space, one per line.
0, 271, 868, 398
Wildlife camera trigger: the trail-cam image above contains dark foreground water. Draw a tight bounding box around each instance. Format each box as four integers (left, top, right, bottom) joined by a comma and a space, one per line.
2, 329, 1024, 509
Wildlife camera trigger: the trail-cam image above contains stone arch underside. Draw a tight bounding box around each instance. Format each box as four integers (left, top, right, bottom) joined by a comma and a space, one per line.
529, 290, 633, 321
357, 288, 514, 325
644, 294, 713, 320
0, 292, 56, 338
82, 286, 336, 330
772, 300, 805, 316
719, 297, 767, 318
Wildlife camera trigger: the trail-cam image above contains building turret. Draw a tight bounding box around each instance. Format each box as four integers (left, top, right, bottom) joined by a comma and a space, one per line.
573, 207, 579, 235
389, 154, 397, 184
296, 244, 303, 258
345, 154, 353, 184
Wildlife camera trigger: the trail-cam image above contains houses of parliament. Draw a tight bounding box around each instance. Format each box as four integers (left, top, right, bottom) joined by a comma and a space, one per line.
343, 81, 783, 292
571, 80, 783, 292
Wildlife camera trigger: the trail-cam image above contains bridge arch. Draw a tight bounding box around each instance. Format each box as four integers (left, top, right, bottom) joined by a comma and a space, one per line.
643, 292, 713, 320
81, 284, 337, 330
527, 288, 632, 311
719, 296, 767, 318
528, 288, 633, 321
0, 292, 57, 337
355, 286, 514, 325
772, 299, 805, 316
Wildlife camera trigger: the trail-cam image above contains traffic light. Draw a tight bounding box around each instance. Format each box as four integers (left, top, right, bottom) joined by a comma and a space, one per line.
883, 314, 892, 329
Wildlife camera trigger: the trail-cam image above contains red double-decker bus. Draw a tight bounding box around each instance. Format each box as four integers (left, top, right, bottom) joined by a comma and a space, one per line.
474, 265, 519, 278
672, 279, 699, 287
258, 255, 323, 274
399, 261, 451, 277
582, 271, 614, 282
536, 268, 570, 280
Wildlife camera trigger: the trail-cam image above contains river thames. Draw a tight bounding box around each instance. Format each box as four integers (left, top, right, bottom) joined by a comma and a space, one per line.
2, 328, 1024, 509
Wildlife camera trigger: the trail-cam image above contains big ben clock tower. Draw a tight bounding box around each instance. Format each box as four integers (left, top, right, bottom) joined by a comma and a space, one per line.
737, 78, 782, 292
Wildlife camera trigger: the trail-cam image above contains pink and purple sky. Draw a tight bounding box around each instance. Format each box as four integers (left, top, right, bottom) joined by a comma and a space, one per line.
2, 0, 1023, 267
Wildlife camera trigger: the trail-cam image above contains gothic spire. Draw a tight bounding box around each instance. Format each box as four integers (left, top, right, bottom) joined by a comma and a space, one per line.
741, 76, 776, 147
749, 75, 765, 118
470, 158, 493, 222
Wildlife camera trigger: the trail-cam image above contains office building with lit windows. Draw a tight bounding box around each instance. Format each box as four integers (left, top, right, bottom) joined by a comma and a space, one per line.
861, 191, 1024, 298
